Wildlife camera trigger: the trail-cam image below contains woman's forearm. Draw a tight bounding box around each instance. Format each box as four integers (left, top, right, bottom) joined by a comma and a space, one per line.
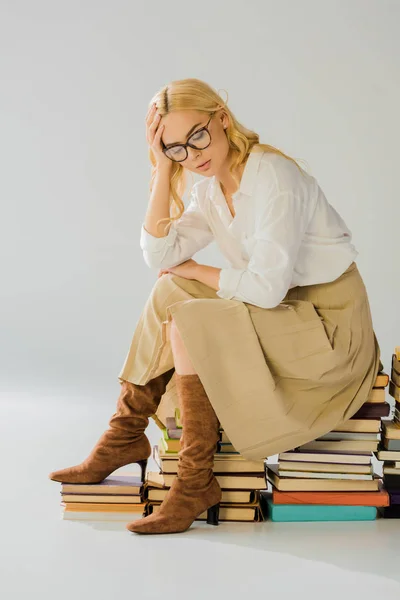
193, 264, 222, 292
144, 166, 173, 238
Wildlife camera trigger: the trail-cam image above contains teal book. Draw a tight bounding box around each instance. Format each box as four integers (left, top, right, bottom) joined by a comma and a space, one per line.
265, 498, 377, 522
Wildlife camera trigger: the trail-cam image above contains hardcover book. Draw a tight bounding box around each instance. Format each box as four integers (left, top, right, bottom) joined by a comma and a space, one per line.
262, 494, 377, 522
271, 486, 389, 506
266, 464, 380, 492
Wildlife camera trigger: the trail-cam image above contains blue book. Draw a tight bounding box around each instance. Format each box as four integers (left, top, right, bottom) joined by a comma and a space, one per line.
266, 498, 377, 522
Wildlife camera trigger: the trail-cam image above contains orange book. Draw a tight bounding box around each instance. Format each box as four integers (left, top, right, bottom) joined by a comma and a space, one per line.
375, 371, 389, 387
272, 486, 389, 507
366, 387, 386, 403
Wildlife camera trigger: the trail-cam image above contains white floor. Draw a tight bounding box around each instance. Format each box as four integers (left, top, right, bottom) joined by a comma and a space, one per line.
3, 383, 400, 600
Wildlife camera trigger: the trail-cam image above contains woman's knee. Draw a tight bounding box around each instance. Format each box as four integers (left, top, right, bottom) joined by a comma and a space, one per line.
169, 318, 183, 346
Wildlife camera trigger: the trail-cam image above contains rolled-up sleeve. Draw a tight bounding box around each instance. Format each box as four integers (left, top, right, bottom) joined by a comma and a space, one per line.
140, 187, 214, 269
216, 190, 313, 308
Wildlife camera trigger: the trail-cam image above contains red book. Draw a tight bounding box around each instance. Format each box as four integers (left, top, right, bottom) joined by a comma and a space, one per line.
272, 485, 389, 507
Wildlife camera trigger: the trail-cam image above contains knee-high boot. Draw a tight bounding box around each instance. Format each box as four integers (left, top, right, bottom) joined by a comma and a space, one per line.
126, 372, 221, 534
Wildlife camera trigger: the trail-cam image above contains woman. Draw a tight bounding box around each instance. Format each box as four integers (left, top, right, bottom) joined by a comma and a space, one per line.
49, 78, 383, 535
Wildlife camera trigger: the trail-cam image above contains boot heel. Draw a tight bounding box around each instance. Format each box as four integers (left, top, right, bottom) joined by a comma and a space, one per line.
137, 459, 148, 482
206, 502, 220, 526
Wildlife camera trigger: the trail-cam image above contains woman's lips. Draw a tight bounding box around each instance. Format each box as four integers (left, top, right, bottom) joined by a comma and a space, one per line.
198, 159, 211, 170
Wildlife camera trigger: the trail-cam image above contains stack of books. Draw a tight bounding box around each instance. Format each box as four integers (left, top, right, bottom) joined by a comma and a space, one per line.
60, 474, 147, 522
143, 407, 267, 522
376, 347, 400, 519
261, 367, 391, 521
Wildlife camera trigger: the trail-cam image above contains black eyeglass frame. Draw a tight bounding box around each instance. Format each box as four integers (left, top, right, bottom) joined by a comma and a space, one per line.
161, 112, 215, 162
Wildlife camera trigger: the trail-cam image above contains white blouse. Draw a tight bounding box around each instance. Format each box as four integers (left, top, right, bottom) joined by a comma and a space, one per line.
140, 147, 359, 309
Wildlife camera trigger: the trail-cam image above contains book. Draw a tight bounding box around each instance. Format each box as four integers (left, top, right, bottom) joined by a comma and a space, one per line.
383, 466, 400, 476
277, 470, 373, 481
389, 380, 400, 402
378, 506, 400, 519
383, 439, 400, 451
375, 371, 389, 387
384, 461, 400, 469
318, 431, 380, 441
278, 451, 372, 465
382, 473, 400, 492
266, 464, 380, 492
392, 370, 400, 389
147, 502, 262, 522
351, 403, 390, 419
155, 445, 265, 474
388, 491, 400, 505
376, 450, 400, 461
175, 407, 183, 428
61, 494, 143, 503
161, 472, 266, 490
334, 419, 381, 433
61, 502, 145, 512
146, 487, 259, 504
217, 442, 238, 453
382, 421, 400, 440
60, 474, 143, 495
262, 496, 377, 522
145, 471, 166, 489
391, 378, 400, 395
297, 440, 379, 453
159, 434, 237, 455
161, 429, 181, 452
277, 461, 373, 475
165, 417, 182, 439
365, 388, 386, 403
271, 486, 389, 506
220, 431, 231, 443
158, 435, 181, 454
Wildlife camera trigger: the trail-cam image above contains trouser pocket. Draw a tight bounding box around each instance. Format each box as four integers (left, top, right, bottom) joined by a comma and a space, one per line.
248, 299, 337, 380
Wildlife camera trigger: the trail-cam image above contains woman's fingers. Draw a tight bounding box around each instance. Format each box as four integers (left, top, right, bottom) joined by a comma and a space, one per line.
145, 102, 171, 169
145, 103, 156, 121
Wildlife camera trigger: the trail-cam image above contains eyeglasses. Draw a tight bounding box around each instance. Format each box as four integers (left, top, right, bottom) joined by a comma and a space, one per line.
161, 113, 215, 162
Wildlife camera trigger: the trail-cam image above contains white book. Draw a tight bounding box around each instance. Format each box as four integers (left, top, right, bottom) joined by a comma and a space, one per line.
279, 452, 372, 465
376, 450, 400, 461
382, 466, 400, 476
278, 470, 373, 481
299, 440, 379, 453
334, 419, 381, 433
267, 464, 380, 492
277, 461, 372, 475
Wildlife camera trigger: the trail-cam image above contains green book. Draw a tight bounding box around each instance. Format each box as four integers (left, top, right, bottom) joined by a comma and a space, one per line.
265, 498, 377, 522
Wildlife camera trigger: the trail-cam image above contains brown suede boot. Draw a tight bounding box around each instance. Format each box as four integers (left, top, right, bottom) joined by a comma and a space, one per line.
126, 372, 222, 534
48, 368, 175, 484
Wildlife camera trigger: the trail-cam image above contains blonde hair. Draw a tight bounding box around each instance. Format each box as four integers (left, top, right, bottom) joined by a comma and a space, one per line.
148, 78, 309, 234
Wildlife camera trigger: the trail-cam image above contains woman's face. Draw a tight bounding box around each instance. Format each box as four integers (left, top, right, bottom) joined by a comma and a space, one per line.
160, 109, 230, 176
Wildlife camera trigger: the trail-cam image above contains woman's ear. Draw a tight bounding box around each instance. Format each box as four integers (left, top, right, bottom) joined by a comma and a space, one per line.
221, 112, 229, 130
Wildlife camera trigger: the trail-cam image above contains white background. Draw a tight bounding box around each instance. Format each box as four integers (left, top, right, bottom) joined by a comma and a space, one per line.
1, 2, 399, 597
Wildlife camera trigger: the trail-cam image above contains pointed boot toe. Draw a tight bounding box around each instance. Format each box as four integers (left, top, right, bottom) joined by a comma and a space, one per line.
48, 369, 174, 485
48, 462, 112, 484
126, 510, 191, 534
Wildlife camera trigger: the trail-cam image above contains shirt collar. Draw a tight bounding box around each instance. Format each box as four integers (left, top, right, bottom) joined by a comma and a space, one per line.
209, 145, 264, 201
